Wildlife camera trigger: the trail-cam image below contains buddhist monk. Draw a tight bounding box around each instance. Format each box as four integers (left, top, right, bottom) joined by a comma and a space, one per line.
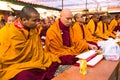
109, 14, 120, 32
96, 16, 116, 39
86, 14, 99, 36
7, 15, 16, 24
86, 14, 109, 40
40, 18, 51, 47
73, 13, 98, 47
0, 6, 60, 80
113, 16, 120, 31
44, 9, 98, 65
95, 16, 109, 39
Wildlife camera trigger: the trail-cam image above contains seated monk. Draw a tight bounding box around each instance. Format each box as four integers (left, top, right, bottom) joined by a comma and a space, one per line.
40, 18, 51, 47
96, 16, 116, 39
109, 15, 120, 32
95, 16, 109, 39
0, 6, 60, 80
7, 15, 16, 25
73, 13, 98, 46
86, 14, 108, 40
86, 14, 99, 36
113, 16, 120, 32
44, 9, 98, 65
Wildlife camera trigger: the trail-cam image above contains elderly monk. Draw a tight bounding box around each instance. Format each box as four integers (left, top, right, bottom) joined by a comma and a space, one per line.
0, 6, 60, 80
44, 9, 98, 65
73, 13, 98, 47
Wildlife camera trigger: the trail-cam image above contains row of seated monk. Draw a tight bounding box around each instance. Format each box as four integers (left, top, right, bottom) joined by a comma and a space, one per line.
0, 5, 120, 80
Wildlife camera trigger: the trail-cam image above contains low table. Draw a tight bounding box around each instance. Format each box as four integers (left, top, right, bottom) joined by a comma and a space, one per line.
52, 59, 120, 80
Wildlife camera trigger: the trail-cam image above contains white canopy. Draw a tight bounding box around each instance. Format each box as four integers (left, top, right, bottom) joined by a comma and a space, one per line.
17, 0, 120, 11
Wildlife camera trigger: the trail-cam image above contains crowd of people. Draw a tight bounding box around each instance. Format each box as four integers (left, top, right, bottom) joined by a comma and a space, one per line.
0, 5, 120, 80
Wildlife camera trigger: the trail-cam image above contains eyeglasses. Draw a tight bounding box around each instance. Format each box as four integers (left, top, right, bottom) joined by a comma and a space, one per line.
65, 17, 72, 21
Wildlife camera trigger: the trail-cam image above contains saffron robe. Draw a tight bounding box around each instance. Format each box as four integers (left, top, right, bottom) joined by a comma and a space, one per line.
44, 20, 89, 57
95, 21, 109, 39
109, 19, 118, 32
96, 21, 116, 39
86, 19, 97, 35
73, 22, 98, 43
108, 19, 118, 36
0, 19, 60, 80
86, 20, 107, 40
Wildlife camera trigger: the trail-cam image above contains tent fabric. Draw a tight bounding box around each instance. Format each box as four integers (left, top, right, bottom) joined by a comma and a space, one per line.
17, 0, 120, 10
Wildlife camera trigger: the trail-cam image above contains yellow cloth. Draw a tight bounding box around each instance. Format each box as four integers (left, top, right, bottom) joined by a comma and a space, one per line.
86, 19, 97, 35
0, 20, 60, 80
86, 19, 108, 40
95, 21, 109, 39
109, 19, 118, 32
73, 22, 98, 43
44, 20, 89, 57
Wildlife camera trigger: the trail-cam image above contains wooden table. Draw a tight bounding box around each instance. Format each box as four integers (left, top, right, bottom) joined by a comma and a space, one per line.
52, 60, 120, 80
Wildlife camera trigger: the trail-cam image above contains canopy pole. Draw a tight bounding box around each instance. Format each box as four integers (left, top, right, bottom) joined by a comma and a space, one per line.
86, 0, 87, 10
62, 0, 63, 9
85, 0, 88, 18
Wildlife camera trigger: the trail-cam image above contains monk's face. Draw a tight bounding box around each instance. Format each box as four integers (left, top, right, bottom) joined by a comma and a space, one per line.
61, 11, 73, 27
76, 14, 84, 23
93, 16, 99, 23
7, 16, 15, 24
23, 13, 40, 29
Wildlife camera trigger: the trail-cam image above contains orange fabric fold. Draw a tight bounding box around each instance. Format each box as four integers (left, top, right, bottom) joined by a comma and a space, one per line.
44, 20, 89, 57
0, 19, 60, 80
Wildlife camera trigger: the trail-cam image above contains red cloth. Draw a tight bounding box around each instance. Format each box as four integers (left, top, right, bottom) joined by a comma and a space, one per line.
59, 19, 71, 47
60, 55, 78, 65
113, 25, 120, 31
10, 62, 59, 80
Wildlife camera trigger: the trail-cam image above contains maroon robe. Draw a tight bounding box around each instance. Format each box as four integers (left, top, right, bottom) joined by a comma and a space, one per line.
10, 62, 59, 80
59, 19, 78, 65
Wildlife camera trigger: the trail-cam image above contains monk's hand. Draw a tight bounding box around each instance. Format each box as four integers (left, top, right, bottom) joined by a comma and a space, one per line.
88, 43, 98, 50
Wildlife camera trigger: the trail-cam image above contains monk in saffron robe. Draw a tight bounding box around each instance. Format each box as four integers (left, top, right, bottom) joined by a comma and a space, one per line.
40, 18, 51, 47
95, 16, 109, 39
109, 15, 120, 33
113, 18, 120, 31
96, 16, 116, 39
0, 6, 60, 80
86, 14, 99, 36
73, 13, 98, 47
7, 15, 16, 24
86, 14, 108, 40
44, 9, 98, 65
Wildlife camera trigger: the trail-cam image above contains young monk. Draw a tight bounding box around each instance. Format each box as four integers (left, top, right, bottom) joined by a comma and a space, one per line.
44, 9, 98, 65
0, 6, 60, 80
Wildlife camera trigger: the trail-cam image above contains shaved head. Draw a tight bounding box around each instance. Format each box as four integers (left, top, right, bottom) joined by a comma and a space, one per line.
74, 13, 83, 22
60, 9, 73, 27
60, 9, 73, 17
